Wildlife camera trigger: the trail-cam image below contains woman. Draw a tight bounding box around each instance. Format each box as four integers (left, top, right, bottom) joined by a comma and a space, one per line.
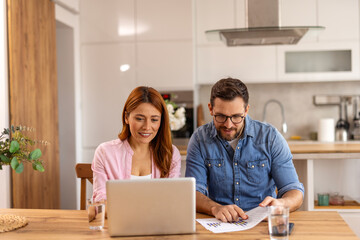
92, 86, 181, 203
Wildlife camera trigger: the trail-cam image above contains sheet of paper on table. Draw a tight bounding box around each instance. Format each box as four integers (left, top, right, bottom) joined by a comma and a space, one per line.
196, 206, 268, 233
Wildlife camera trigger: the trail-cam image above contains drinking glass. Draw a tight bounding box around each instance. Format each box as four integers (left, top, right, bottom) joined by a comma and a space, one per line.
268, 205, 289, 240
317, 193, 329, 206
86, 199, 105, 230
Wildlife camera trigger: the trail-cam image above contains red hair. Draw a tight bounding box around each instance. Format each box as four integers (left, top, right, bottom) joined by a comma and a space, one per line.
118, 86, 173, 177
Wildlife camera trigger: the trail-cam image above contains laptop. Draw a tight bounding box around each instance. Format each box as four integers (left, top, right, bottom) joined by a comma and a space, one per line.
106, 177, 196, 237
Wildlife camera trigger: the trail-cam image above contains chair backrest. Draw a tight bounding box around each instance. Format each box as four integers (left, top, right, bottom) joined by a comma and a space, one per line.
75, 163, 93, 210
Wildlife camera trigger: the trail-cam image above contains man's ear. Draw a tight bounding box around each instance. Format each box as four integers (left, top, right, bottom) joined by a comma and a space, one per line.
208, 102, 214, 116
244, 105, 250, 116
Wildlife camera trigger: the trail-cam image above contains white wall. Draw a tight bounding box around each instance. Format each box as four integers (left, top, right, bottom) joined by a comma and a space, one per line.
0, 0, 11, 209
56, 21, 77, 209
55, 2, 82, 209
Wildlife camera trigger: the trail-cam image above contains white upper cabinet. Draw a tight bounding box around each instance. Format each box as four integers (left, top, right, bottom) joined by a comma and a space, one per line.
195, 0, 360, 83
281, 0, 317, 27
137, 41, 193, 91
278, 0, 360, 81
281, 0, 318, 43
318, 0, 359, 41
277, 41, 359, 82
135, 0, 193, 90
197, 46, 277, 84
80, 0, 135, 43
195, 0, 237, 45
136, 0, 192, 41
195, 0, 277, 83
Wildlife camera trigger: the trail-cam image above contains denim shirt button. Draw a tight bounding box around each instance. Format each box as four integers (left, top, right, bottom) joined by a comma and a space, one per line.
236, 198, 239, 201
208, 163, 211, 167
262, 163, 265, 167
251, 165, 255, 168
218, 164, 221, 167
234, 163, 237, 166
236, 182, 239, 185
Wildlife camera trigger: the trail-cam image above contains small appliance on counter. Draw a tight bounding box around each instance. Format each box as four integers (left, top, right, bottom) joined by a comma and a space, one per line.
335, 97, 350, 141
352, 96, 360, 140
314, 94, 360, 141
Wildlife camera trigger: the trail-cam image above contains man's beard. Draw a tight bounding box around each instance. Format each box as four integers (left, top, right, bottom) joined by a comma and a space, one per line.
217, 126, 242, 141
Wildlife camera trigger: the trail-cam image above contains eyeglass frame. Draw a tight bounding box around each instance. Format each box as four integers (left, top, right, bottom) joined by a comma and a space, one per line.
213, 114, 245, 124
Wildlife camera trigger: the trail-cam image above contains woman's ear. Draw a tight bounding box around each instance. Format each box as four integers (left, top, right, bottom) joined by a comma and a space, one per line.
124, 112, 129, 124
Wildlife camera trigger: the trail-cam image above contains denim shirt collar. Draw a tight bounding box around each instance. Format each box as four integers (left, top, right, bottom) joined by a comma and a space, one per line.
209, 115, 255, 140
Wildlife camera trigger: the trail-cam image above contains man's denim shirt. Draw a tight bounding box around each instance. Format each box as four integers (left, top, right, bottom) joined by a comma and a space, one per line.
185, 115, 304, 211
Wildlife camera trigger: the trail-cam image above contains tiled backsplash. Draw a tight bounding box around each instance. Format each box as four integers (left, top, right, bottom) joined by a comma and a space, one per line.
199, 80, 360, 140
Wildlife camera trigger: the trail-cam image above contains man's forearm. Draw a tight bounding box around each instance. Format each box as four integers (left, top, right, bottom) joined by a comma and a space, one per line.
196, 191, 221, 216
281, 189, 303, 212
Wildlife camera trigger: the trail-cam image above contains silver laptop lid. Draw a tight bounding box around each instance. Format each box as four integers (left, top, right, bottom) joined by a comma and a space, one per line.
106, 177, 196, 237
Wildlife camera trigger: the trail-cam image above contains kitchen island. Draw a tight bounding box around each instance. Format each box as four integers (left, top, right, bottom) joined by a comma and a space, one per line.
289, 141, 360, 211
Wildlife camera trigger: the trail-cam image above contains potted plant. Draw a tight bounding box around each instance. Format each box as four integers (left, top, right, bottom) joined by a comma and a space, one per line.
0, 125, 44, 173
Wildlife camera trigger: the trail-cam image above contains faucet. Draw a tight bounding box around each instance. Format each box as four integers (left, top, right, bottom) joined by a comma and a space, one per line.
262, 99, 287, 135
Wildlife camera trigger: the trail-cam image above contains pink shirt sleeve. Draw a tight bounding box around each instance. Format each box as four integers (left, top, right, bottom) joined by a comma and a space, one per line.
91, 139, 132, 202
92, 144, 110, 202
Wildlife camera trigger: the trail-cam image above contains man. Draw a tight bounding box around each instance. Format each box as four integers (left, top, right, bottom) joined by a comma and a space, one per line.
185, 78, 304, 223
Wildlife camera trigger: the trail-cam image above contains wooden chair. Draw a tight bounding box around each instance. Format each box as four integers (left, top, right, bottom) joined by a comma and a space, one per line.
75, 163, 93, 210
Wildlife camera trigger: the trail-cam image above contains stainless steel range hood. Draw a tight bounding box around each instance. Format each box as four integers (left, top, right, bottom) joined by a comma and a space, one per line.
206, 0, 325, 46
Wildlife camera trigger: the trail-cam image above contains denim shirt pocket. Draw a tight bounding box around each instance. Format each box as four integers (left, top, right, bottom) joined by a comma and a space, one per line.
246, 159, 269, 184
205, 158, 226, 183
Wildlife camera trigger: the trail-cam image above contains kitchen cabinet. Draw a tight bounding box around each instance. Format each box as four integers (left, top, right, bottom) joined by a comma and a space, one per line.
136, 0, 192, 41
194, 0, 360, 84
135, 0, 193, 90
195, 0, 239, 45
197, 45, 277, 84
80, 0, 194, 150
281, 0, 318, 43
318, 0, 359, 41
81, 43, 137, 147
136, 41, 193, 91
277, 41, 360, 82
80, 0, 135, 43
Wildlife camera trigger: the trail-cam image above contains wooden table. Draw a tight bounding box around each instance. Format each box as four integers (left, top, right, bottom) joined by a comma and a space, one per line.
0, 209, 358, 239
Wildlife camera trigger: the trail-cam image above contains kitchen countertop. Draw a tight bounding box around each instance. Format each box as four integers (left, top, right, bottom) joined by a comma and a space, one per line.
176, 141, 360, 156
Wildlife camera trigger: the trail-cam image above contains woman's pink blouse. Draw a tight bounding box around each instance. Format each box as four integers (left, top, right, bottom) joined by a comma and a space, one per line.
92, 138, 182, 202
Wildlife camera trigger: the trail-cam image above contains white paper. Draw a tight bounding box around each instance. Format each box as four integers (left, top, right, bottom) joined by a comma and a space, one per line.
196, 206, 268, 233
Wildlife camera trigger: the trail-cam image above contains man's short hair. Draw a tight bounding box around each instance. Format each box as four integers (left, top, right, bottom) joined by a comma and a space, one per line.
210, 77, 249, 108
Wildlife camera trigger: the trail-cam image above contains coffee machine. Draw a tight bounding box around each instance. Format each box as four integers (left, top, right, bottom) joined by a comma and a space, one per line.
352, 96, 360, 140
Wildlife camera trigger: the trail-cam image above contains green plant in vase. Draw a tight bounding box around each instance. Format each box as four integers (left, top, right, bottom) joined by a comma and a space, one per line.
0, 125, 44, 173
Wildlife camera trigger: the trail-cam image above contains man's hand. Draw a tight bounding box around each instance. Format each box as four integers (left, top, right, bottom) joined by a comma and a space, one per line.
259, 189, 303, 212
259, 196, 285, 207
211, 204, 248, 223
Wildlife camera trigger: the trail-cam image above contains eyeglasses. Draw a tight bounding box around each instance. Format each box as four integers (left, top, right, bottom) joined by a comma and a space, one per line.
214, 114, 245, 124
